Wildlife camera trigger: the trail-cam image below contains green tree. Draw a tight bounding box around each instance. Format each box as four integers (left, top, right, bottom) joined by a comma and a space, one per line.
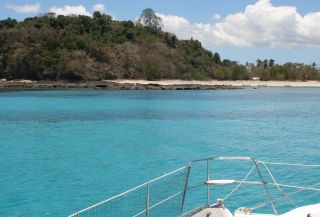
93, 11, 102, 19
142, 56, 161, 80
213, 52, 221, 65
222, 59, 232, 67
0, 18, 17, 29
164, 32, 177, 48
232, 65, 249, 80
139, 8, 162, 31
212, 67, 225, 80
269, 59, 275, 67
256, 59, 263, 68
304, 66, 319, 80
263, 59, 268, 69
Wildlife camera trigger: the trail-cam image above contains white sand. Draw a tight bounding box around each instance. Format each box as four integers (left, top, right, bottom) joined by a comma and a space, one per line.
3, 79, 320, 87
2, 79, 35, 83
106, 79, 320, 87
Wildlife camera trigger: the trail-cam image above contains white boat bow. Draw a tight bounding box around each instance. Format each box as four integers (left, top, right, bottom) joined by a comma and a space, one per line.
68, 156, 320, 217
235, 203, 320, 217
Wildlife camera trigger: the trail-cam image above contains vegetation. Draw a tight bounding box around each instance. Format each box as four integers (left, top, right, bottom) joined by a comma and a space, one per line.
247, 60, 320, 81
138, 8, 162, 31
0, 10, 319, 81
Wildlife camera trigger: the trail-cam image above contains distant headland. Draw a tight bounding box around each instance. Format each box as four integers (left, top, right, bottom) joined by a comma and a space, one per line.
0, 9, 319, 83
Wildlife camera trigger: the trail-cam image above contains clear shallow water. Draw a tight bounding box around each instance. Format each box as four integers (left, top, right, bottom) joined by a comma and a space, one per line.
0, 88, 319, 217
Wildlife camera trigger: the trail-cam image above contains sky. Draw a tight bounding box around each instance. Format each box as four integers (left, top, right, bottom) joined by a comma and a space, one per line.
1, 0, 320, 65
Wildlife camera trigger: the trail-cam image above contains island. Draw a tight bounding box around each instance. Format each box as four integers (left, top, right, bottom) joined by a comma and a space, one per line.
0, 9, 319, 89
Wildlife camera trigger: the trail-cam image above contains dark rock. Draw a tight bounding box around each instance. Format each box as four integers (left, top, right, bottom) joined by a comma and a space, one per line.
0, 80, 241, 91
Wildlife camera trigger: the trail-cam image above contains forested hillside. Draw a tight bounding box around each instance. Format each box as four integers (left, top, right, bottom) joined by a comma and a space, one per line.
0, 9, 319, 81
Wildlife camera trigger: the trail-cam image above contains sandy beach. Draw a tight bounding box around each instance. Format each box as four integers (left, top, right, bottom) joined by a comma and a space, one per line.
2, 79, 320, 89
106, 79, 320, 87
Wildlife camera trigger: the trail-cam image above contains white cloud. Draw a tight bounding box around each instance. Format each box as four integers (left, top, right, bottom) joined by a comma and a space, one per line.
49, 5, 91, 16
6, 3, 40, 13
158, 0, 320, 48
213, 14, 221, 20
93, 4, 105, 13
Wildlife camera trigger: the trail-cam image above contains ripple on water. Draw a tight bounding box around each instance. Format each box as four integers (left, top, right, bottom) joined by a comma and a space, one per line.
0, 88, 319, 216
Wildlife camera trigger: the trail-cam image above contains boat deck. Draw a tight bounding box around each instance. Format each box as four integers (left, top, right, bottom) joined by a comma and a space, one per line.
191, 208, 233, 217
68, 157, 320, 217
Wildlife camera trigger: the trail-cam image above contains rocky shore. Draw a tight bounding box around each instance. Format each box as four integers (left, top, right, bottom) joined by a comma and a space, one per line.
0, 80, 239, 90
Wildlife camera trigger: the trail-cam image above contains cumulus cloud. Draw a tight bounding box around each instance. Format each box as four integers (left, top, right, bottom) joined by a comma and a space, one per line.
158, 0, 320, 48
6, 3, 40, 13
93, 4, 105, 13
213, 14, 221, 20
48, 5, 91, 16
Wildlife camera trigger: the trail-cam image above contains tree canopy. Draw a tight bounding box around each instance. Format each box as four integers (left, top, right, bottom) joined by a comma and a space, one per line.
139, 8, 162, 31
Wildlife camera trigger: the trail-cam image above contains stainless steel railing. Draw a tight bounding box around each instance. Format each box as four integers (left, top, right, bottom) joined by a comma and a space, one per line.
69, 156, 320, 217
68, 166, 188, 217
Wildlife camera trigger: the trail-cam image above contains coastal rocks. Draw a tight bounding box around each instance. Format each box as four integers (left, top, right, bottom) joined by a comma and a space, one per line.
0, 80, 240, 90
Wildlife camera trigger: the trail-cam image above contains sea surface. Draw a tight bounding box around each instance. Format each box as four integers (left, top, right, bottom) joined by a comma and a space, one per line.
0, 88, 319, 217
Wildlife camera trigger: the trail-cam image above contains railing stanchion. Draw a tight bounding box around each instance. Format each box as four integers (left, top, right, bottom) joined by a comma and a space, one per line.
252, 159, 278, 215
207, 159, 210, 206
180, 163, 192, 216
146, 184, 150, 217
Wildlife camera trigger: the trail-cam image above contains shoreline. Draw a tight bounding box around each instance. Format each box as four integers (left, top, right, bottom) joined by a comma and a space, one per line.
109, 79, 320, 87
0, 80, 238, 90
1, 79, 320, 90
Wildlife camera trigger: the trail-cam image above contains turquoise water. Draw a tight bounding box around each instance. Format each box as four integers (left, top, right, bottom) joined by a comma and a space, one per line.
0, 88, 319, 217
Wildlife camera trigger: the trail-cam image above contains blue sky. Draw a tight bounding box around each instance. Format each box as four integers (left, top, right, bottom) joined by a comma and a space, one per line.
1, 0, 320, 65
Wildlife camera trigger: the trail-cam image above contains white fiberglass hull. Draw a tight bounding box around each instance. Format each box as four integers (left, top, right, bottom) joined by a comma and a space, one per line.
190, 203, 320, 217
235, 203, 320, 217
